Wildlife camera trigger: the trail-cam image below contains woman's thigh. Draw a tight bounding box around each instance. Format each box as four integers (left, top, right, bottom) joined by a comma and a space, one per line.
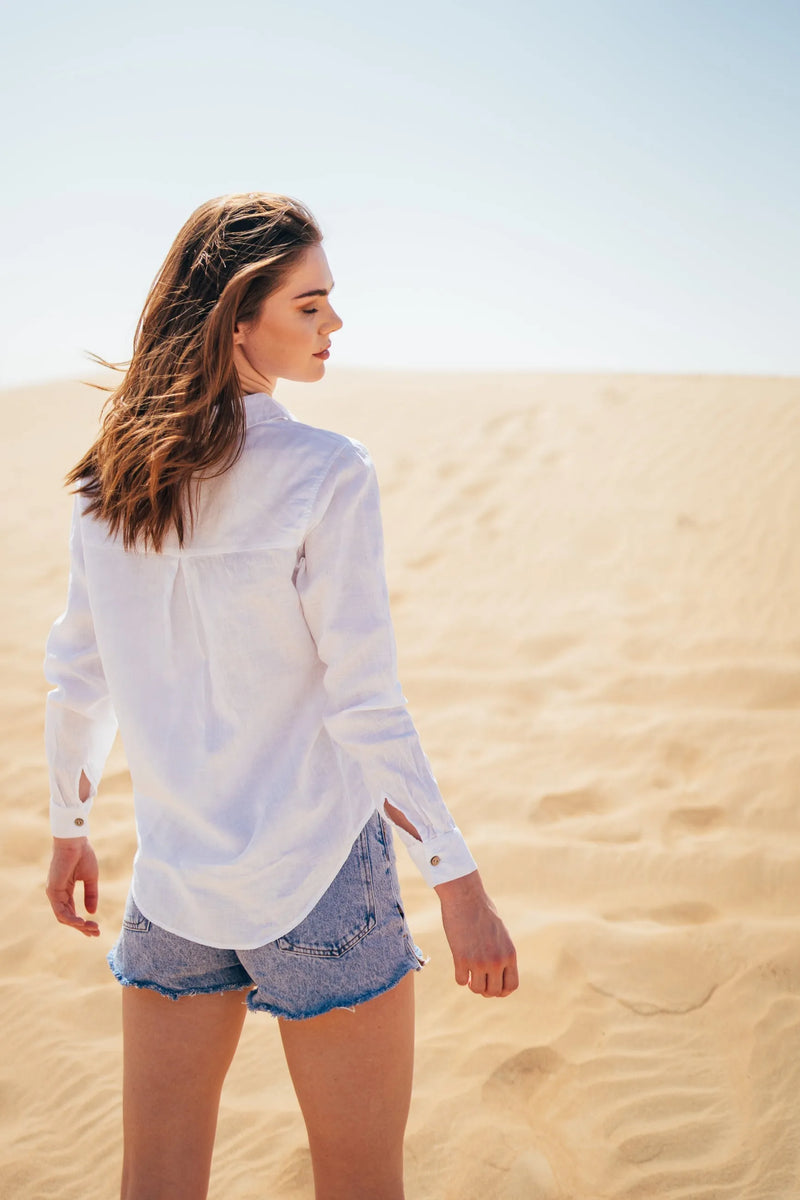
120, 987, 248, 1200
278, 969, 415, 1200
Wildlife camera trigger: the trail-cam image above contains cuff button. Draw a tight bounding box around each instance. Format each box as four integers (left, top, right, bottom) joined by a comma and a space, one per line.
430, 855, 441, 866
73, 817, 85, 827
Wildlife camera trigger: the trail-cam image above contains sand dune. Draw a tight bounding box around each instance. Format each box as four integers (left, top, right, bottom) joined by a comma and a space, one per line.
2, 368, 799, 1199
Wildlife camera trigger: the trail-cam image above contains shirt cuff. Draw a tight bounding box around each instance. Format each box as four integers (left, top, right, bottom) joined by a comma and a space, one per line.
404, 825, 478, 887
50, 799, 92, 838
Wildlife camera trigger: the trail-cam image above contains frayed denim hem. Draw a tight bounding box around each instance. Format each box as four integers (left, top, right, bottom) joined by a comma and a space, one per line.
247, 951, 426, 1022
106, 951, 250, 1002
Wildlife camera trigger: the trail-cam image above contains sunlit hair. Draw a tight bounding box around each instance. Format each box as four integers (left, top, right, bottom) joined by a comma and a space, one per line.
67, 191, 323, 551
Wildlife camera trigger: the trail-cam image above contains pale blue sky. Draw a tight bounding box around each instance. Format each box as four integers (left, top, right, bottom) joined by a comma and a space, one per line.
2, 0, 798, 385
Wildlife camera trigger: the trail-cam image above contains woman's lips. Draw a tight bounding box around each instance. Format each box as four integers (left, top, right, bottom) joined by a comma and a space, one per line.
313, 349, 330, 359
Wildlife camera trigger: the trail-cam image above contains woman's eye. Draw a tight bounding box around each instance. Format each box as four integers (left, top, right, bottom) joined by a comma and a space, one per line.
302, 307, 318, 315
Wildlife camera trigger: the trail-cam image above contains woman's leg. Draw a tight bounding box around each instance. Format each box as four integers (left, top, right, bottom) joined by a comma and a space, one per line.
278, 970, 416, 1200
120, 987, 248, 1200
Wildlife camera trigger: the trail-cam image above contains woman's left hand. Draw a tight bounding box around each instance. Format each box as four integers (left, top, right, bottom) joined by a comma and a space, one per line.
46, 837, 101, 937
434, 870, 518, 997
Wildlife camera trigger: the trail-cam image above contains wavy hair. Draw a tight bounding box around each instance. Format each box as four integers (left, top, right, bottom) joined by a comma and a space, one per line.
67, 192, 323, 551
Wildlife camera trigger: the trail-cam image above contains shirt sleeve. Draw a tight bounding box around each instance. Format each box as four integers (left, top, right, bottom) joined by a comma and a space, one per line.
294, 438, 478, 888
43, 495, 118, 837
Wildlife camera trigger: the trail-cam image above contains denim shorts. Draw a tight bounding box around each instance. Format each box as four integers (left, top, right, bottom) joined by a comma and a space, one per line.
107, 810, 428, 1021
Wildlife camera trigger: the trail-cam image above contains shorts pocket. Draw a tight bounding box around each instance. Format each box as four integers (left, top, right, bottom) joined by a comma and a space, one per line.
276, 824, 376, 958
122, 895, 152, 934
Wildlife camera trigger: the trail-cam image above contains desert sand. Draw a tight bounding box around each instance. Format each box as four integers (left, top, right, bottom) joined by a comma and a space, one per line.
2, 368, 799, 1199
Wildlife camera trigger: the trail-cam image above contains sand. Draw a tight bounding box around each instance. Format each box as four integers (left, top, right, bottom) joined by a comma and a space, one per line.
2, 368, 799, 1199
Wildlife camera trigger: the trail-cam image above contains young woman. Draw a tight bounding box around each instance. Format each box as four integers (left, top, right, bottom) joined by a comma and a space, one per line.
44, 191, 518, 1200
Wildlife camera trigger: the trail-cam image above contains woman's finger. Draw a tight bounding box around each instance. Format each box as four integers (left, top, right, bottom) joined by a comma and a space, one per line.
500, 959, 520, 996
48, 896, 99, 935
465, 956, 519, 998
83, 877, 99, 914
468, 970, 489, 995
484, 964, 508, 997
454, 958, 471, 987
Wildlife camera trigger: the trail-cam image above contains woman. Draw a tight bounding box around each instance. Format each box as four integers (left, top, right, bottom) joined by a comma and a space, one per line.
44, 191, 518, 1200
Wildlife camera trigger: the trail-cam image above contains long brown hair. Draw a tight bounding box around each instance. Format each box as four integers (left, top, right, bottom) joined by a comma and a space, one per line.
68, 192, 322, 551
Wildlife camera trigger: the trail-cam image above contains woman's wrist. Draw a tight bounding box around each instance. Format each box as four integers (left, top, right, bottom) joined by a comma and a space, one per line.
433, 868, 488, 907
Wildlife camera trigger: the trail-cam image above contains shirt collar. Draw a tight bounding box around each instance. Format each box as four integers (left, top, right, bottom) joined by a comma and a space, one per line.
242, 392, 293, 426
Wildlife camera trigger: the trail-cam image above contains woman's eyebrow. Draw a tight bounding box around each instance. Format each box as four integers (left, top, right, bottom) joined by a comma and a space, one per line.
292, 282, 335, 300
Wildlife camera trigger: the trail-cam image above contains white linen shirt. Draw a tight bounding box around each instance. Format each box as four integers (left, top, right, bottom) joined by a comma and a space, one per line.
44, 391, 477, 948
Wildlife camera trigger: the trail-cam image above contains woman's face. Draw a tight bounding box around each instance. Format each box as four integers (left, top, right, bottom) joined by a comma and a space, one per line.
232, 243, 343, 397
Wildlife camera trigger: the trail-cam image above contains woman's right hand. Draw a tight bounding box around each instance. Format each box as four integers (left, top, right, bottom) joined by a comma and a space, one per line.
434, 869, 518, 998
46, 837, 101, 937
